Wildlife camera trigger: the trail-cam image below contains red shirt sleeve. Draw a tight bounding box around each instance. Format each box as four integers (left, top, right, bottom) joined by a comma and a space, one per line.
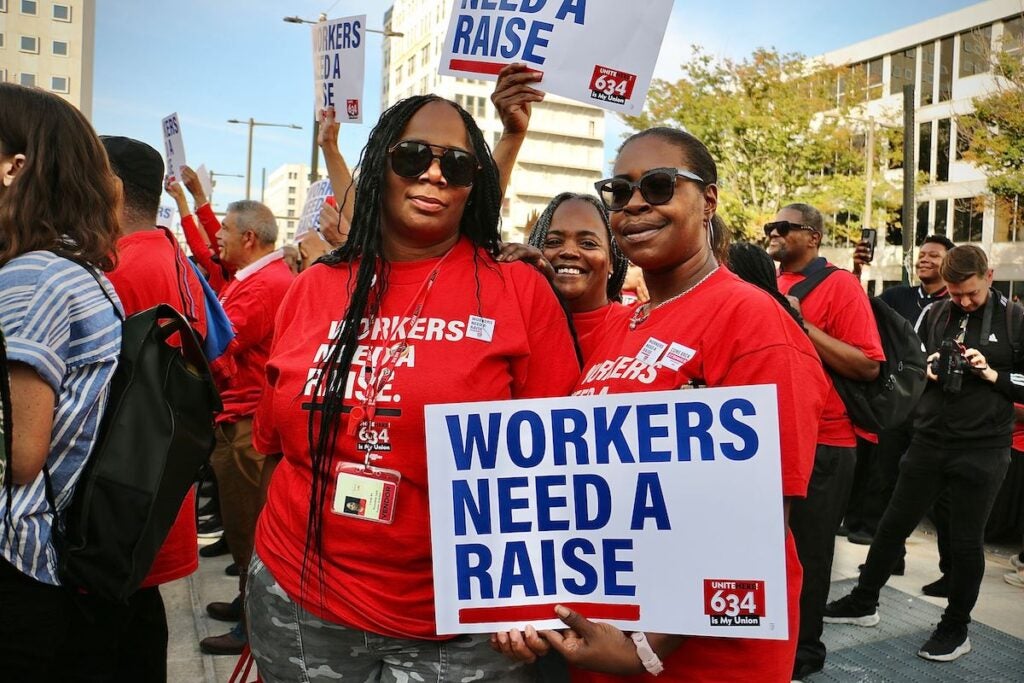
815, 272, 886, 362
196, 204, 223, 256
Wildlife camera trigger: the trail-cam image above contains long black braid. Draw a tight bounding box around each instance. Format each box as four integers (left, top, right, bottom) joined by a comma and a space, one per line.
527, 192, 628, 302
301, 95, 504, 603
727, 241, 806, 330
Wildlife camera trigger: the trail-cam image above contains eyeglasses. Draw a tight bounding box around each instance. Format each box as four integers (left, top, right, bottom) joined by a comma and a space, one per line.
762, 221, 819, 238
388, 140, 479, 187
593, 167, 705, 212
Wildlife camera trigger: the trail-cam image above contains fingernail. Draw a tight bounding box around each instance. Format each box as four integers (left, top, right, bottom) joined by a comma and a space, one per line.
555, 605, 570, 618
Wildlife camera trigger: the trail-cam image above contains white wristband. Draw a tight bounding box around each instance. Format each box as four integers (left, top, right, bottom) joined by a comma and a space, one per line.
630, 631, 664, 676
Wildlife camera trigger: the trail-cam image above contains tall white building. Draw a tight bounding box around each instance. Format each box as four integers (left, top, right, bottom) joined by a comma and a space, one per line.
263, 163, 327, 246
381, 0, 605, 242
0, 0, 95, 118
817, 0, 1024, 297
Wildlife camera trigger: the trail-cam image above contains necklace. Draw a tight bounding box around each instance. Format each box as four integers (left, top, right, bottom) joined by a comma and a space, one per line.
629, 266, 720, 330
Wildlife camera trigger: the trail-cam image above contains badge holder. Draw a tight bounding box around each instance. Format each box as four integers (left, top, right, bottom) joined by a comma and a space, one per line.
332, 452, 401, 525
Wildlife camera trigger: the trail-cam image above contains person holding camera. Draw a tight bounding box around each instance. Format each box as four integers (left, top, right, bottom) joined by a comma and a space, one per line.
825, 245, 1023, 663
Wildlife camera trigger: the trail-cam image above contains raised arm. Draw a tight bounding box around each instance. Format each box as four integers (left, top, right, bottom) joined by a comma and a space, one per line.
318, 106, 355, 225
490, 63, 544, 199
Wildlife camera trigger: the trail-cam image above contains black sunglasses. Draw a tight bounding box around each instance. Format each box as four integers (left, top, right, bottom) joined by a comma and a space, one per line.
388, 140, 479, 187
593, 167, 705, 212
763, 221, 819, 238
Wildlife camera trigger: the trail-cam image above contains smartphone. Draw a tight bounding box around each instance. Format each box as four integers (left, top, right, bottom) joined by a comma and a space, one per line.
861, 228, 877, 262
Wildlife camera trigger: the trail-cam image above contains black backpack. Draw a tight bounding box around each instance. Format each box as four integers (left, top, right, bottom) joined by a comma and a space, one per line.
790, 265, 927, 433
45, 269, 221, 602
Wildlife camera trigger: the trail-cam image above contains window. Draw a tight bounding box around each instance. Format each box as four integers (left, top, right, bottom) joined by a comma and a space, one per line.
916, 202, 930, 246
287, 209, 295, 217
420, 44, 429, 66
20, 0, 35, 14
918, 120, 933, 179
52, 40, 67, 55
19, 72, 35, 87
287, 197, 295, 206
995, 195, 1023, 242
953, 197, 984, 242
287, 220, 295, 230
288, 186, 296, 194
866, 57, 883, 99
0, 0, 7, 12
1004, 17, 1024, 55
937, 37, 953, 102
921, 43, 935, 105
890, 48, 916, 95
50, 76, 68, 92
936, 119, 951, 182
52, 3, 69, 20
19, 35, 38, 53
959, 26, 991, 77
935, 199, 949, 236
0, 33, 5, 48
955, 120, 970, 160
0, 69, 6, 82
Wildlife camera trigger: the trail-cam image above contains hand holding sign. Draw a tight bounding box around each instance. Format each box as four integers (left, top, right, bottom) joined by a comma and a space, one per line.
491, 63, 544, 136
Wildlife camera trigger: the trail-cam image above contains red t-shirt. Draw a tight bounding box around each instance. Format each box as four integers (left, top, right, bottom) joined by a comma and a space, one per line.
253, 237, 580, 639
106, 227, 209, 587
213, 255, 295, 424
777, 262, 884, 448
572, 268, 828, 683
573, 302, 629, 362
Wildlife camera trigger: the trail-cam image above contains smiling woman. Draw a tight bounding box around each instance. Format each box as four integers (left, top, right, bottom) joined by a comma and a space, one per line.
492, 127, 830, 682
245, 94, 579, 683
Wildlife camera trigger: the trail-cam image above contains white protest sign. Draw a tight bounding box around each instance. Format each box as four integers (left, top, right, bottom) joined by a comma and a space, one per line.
294, 179, 335, 240
161, 113, 187, 184
438, 0, 675, 114
156, 204, 178, 230
196, 164, 214, 200
312, 15, 366, 123
425, 384, 789, 638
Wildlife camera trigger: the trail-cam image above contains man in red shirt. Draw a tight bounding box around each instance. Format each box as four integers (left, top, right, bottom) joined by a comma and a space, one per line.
200, 200, 294, 655
54, 136, 209, 682
768, 202, 885, 680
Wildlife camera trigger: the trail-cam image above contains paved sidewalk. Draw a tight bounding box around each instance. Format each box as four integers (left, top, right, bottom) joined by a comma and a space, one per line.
166, 526, 1024, 682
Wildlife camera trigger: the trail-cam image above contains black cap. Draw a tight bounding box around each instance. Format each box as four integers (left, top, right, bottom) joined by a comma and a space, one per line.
100, 135, 164, 194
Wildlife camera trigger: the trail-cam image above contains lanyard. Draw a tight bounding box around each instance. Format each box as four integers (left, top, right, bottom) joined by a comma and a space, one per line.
346, 248, 453, 437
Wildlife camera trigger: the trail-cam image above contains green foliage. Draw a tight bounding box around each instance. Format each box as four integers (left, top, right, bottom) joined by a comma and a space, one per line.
621, 47, 901, 241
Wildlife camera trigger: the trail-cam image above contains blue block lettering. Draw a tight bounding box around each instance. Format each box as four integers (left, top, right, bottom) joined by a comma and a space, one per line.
636, 403, 671, 462
541, 539, 556, 594
507, 410, 546, 467
535, 475, 570, 531
551, 408, 589, 466
499, 18, 526, 58
452, 15, 473, 54
522, 21, 553, 64
561, 538, 598, 594
573, 474, 611, 530
674, 402, 714, 461
630, 472, 671, 530
452, 479, 491, 536
555, 0, 586, 24
720, 398, 759, 461
456, 544, 493, 600
594, 406, 634, 464
602, 538, 636, 596
499, 541, 539, 598
497, 476, 532, 533
447, 413, 501, 470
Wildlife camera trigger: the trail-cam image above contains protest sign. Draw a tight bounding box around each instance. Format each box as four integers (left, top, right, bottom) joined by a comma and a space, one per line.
294, 179, 335, 240
156, 204, 178, 230
425, 384, 789, 638
438, 0, 675, 114
196, 164, 214, 200
161, 113, 187, 184
312, 14, 366, 123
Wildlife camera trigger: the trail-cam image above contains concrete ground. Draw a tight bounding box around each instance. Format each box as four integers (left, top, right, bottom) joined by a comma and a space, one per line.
165, 526, 1024, 682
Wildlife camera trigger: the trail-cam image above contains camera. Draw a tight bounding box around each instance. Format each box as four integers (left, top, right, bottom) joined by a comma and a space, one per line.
930, 339, 969, 393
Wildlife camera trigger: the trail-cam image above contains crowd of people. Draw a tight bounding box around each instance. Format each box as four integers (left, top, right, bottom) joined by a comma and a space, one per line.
1, 59, 1023, 683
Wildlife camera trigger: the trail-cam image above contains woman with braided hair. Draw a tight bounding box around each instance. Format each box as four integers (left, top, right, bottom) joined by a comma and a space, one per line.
246, 95, 579, 682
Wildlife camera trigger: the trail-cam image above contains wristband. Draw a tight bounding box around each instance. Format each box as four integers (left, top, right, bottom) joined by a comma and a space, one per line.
630, 631, 664, 676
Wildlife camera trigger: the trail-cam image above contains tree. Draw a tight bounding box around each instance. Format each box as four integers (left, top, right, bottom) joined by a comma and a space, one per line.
958, 23, 1024, 217
622, 47, 902, 241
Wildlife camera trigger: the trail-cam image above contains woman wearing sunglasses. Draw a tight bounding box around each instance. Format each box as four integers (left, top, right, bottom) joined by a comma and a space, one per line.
492, 127, 828, 682
245, 95, 579, 683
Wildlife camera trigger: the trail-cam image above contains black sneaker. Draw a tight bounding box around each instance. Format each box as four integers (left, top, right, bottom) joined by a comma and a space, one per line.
199, 536, 230, 558
847, 530, 874, 545
921, 575, 949, 598
918, 622, 970, 662
196, 497, 219, 518
823, 594, 880, 627
197, 515, 223, 538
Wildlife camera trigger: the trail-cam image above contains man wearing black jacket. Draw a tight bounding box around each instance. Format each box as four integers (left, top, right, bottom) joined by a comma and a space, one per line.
824, 245, 1021, 663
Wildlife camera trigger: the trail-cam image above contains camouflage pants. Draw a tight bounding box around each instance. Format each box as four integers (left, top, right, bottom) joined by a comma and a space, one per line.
246, 552, 535, 683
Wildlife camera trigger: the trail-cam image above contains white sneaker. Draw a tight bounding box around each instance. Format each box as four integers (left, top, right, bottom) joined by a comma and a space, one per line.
1004, 570, 1024, 588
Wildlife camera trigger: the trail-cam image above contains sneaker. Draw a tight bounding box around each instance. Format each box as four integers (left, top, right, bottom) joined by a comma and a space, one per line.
199, 536, 230, 558
1011, 553, 1024, 571
921, 575, 949, 598
848, 530, 874, 545
225, 562, 240, 577
196, 497, 219, 518
197, 516, 223, 538
823, 594, 880, 627
917, 622, 971, 662
1004, 570, 1024, 588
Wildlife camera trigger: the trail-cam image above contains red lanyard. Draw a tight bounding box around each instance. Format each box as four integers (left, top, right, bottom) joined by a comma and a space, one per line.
346, 249, 452, 435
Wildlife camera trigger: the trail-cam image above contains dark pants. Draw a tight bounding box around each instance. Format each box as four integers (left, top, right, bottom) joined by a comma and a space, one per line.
852, 444, 1010, 626
54, 585, 169, 682
843, 436, 876, 533
0, 556, 73, 683
790, 444, 857, 672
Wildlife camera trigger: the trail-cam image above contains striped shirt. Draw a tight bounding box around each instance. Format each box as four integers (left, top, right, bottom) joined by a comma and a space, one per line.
0, 252, 121, 585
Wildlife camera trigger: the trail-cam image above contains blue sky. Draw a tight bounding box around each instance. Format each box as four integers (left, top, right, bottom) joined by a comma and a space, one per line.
92, 0, 979, 211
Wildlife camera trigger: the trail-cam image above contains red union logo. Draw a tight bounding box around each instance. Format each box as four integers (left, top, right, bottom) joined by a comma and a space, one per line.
346, 99, 360, 119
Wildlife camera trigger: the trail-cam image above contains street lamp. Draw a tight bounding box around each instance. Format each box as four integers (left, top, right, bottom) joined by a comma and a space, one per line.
207, 171, 244, 204
226, 118, 302, 200
283, 14, 404, 182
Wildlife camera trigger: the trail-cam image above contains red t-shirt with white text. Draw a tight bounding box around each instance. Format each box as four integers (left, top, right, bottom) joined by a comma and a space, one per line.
572, 268, 828, 683
778, 263, 884, 447
253, 237, 580, 639
573, 302, 629, 362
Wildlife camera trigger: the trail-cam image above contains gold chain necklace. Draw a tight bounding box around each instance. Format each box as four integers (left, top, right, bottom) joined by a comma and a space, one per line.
629, 266, 720, 330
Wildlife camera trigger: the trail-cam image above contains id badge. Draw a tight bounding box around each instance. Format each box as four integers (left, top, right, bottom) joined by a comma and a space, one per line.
332, 462, 401, 524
